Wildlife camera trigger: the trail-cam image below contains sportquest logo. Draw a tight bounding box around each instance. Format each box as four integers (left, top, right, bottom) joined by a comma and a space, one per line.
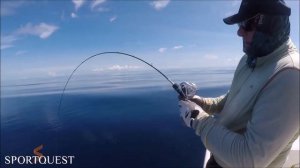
3, 144, 75, 165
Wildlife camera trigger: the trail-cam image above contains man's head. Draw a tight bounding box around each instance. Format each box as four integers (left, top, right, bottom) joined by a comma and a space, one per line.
223, 0, 291, 68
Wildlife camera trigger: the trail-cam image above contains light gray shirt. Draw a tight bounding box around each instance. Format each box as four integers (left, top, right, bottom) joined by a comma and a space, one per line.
193, 39, 300, 168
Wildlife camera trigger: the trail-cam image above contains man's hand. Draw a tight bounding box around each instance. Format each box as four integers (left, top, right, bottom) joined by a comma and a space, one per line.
178, 100, 207, 128
189, 95, 206, 108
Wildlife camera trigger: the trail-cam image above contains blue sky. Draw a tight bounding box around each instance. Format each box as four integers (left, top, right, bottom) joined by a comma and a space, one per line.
1, 0, 299, 80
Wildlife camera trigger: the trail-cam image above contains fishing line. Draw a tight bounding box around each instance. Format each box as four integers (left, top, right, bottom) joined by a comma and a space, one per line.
58, 51, 184, 114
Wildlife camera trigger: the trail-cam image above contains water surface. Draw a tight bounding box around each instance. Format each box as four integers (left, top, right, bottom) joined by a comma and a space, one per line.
1, 68, 233, 167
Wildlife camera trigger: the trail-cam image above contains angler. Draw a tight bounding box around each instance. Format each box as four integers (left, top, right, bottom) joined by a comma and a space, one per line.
178, 0, 299, 167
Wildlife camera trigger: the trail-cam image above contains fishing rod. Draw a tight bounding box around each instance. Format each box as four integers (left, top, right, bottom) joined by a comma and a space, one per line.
58, 51, 195, 113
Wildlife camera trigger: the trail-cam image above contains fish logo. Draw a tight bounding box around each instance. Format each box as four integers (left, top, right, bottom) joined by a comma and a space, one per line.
33, 144, 44, 157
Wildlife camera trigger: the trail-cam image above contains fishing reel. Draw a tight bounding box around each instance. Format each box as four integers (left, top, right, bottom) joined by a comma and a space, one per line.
174, 81, 199, 119
173, 82, 197, 100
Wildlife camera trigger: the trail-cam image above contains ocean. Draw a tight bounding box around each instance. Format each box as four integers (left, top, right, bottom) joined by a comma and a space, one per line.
1, 68, 234, 168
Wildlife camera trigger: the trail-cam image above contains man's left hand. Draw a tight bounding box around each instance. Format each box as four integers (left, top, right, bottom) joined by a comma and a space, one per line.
178, 100, 207, 128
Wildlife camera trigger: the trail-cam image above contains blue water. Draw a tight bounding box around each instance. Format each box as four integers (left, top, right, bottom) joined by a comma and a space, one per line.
1, 68, 233, 168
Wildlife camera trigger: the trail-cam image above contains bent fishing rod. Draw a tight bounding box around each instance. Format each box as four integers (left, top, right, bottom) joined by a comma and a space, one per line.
58, 51, 188, 113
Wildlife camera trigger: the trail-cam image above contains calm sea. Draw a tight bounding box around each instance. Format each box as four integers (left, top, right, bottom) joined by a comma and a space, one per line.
1, 68, 234, 168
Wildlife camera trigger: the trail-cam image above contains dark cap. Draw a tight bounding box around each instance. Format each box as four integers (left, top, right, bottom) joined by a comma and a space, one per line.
223, 0, 291, 25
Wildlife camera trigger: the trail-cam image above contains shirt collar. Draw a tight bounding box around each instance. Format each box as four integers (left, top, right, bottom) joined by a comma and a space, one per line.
254, 38, 294, 67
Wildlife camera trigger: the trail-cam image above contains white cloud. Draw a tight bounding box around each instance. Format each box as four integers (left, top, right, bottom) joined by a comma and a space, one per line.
92, 65, 140, 72
72, 0, 85, 11
1, 1, 25, 16
203, 54, 219, 60
110, 16, 117, 22
1, 35, 18, 50
150, 0, 170, 10
1, 23, 59, 50
158, 48, 167, 53
71, 12, 78, 18
16, 23, 59, 39
1, 45, 13, 50
198, 53, 240, 67
173, 45, 183, 50
108, 65, 140, 71
48, 71, 57, 77
91, 0, 106, 10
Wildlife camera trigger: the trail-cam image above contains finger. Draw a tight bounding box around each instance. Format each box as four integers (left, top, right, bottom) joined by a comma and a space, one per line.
178, 95, 185, 100
185, 111, 189, 118
178, 100, 184, 106
189, 98, 203, 106
190, 119, 194, 127
178, 100, 189, 106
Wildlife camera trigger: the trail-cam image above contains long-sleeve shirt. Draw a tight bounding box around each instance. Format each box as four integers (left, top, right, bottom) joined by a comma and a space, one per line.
193, 39, 299, 168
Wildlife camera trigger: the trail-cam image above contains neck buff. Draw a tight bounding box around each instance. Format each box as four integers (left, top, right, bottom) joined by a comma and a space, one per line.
244, 15, 290, 69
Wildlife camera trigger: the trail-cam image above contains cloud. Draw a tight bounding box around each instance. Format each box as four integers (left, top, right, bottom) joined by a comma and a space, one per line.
48, 71, 57, 77
150, 0, 170, 10
173, 45, 183, 50
15, 50, 28, 56
72, 0, 85, 11
201, 54, 239, 67
16, 23, 59, 39
1, 1, 25, 16
1, 35, 18, 50
158, 48, 167, 53
157, 46, 182, 53
71, 12, 78, 18
203, 54, 219, 60
1, 23, 59, 50
1, 45, 13, 50
108, 65, 140, 71
92, 65, 140, 72
110, 16, 117, 22
72, 0, 108, 13
91, 0, 106, 11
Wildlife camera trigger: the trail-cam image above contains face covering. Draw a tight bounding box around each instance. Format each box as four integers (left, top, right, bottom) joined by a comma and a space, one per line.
244, 15, 290, 69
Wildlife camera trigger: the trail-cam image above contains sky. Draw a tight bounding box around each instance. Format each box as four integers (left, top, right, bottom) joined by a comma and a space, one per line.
1, 0, 299, 81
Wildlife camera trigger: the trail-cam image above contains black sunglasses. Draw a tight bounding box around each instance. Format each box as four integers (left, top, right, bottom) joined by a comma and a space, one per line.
238, 14, 261, 31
